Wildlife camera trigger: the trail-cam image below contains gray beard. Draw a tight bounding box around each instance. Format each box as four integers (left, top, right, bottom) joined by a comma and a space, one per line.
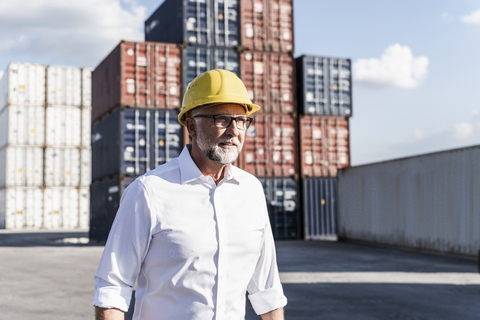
197, 131, 243, 165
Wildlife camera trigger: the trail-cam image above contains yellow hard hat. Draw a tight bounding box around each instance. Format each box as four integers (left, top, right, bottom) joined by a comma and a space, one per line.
178, 69, 261, 126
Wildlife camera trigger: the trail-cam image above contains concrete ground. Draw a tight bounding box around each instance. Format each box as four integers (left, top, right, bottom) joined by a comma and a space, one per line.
0, 231, 479, 320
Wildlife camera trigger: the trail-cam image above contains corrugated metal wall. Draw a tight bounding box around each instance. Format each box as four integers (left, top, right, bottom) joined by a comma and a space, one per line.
338, 145, 480, 256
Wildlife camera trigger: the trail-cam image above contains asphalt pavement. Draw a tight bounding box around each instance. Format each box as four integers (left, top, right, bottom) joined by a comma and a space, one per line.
0, 230, 479, 320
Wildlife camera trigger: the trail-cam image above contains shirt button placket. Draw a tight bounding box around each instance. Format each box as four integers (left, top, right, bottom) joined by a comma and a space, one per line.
212, 185, 228, 320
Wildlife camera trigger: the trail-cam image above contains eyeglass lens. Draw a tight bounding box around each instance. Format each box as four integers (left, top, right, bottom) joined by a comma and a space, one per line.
215, 116, 251, 130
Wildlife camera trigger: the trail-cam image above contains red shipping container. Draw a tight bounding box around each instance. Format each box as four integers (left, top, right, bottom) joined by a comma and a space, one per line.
240, 0, 294, 53
299, 116, 350, 178
240, 51, 294, 114
240, 113, 297, 177
92, 40, 182, 123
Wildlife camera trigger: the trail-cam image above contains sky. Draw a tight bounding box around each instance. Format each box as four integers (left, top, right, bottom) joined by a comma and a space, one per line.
1, 0, 479, 165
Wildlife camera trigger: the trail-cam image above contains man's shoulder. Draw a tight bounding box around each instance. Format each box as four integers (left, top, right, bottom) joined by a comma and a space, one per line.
230, 165, 263, 188
137, 158, 181, 187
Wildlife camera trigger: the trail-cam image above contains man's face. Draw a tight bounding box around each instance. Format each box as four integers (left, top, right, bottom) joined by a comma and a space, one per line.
193, 104, 247, 165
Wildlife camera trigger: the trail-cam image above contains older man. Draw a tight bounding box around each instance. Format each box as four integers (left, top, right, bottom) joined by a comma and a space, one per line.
93, 69, 287, 320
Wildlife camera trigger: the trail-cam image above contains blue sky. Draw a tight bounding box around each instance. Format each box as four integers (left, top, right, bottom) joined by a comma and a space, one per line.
1, 0, 479, 165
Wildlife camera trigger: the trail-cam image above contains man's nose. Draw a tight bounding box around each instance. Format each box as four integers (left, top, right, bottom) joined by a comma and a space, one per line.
225, 119, 240, 136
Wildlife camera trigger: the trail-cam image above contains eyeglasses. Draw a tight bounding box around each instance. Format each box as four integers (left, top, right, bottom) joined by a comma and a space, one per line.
193, 114, 253, 131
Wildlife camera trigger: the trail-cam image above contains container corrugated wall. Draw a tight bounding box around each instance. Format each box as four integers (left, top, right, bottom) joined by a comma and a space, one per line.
240, 51, 294, 113
46, 65, 82, 107
338, 145, 480, 257
241, 113, 297, 177
259, 177, 300, 240
299, 115, 350, 178
91, 108, 183, 180
92, 41, 183, 123
296, 55, 352, 117
240, 0, 294, 53
303, 178, 337, 240
183, 46, 240, 88
0, 105, 46, 148
0, 62, 46, 112
145, 0, 240, 47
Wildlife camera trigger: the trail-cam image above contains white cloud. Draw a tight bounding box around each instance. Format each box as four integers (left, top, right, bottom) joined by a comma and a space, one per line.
461, 9, 480, 24
471, 109, 480, 117
0, 0, 146, 68
442, 12, 454, 22
0, 70, 4, 81
352, 44, 429, 88
453, 122, 475, 139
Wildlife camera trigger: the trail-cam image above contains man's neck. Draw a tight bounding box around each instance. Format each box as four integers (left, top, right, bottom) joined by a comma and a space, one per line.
188, 144, 229, 185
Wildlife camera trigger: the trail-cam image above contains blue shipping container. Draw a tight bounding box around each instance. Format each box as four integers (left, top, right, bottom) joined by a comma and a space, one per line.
145, 0, 240, 48
303, 177, 337, 240
89, 175, 136, 242
183, 46, 239, 88
296, 55, 352, 117
91, 108, 183, 181
259, 177, 300, 240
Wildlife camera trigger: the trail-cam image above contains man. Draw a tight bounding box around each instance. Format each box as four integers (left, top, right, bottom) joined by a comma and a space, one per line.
93, 69, 287, 320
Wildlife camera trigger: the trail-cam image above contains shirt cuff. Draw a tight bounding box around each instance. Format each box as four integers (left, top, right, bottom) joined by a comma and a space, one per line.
247, 286, 288, 315
92, 278, 133, 312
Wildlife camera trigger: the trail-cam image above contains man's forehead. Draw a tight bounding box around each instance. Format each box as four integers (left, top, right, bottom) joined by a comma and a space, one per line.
195, 103, 247, 115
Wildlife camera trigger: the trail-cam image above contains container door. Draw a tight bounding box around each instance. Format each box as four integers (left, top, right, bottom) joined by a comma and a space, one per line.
152, 110, 183, 169
212, 0, 239, 47
122, 109, 151, 176
260, 177, 299, 239
303, 178, 337, 240
79, 188, 90, 229
184, 0, 211, 45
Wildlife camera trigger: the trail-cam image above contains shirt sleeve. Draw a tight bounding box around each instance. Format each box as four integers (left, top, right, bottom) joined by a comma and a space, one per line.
246, 201, 288, 315
92, 179, 154, 311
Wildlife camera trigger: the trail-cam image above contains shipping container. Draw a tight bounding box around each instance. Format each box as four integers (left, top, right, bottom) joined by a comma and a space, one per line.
90, 176, 137, 242
92, 41, 182, 123
296, 55, 352, 117
46, 65, 82, 106
338, 145, 480, 257
81, 67, 93, 107
240, 0, 294, 53
43, 187, 87, 229
303, 177, 337, 240
91, 108, 183, 181
145, 0, 240, 47
0, 187, 44, 229
0, 62, 46, 112
240, 51, 294, 113
0, 104, 45, 148
81, 107, 91, 148
45, 106, 82, 147
241, 113, 297, 177
299, 116, 350, 178
258, 177, 299, 239
0, 146, 44, 188
184, 46, 239, 88
79, 187, 90, 229
44, 147, 90, 187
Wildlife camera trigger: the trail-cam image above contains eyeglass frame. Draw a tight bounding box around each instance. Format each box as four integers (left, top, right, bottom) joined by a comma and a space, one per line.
192, 114, 254, 130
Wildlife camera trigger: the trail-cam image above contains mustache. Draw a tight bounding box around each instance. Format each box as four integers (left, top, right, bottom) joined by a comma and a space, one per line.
217, 137, 241, 147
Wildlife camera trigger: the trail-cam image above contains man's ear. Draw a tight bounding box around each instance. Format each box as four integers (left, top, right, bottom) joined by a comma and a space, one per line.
185, 117, 197, 140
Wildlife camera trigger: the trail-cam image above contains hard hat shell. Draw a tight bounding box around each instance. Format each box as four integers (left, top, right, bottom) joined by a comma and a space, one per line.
178, 69, 261, 126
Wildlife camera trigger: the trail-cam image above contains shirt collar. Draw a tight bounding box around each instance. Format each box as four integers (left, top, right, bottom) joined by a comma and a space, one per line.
178, 145, 240, 185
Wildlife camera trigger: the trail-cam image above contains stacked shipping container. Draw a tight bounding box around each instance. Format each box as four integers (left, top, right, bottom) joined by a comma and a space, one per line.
0, 62, 92, 229
295, 55, 352, 240
90, 41, 185, 241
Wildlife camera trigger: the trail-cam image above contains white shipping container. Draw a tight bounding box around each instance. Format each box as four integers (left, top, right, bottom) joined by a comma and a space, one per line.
80, 148, 91, 187
0, 104, 45, 147
45, 106, 82, 147
44, 147, 82, 187
43, 187, 80, 229
0, 62, 46, 112
81, 68, 93, 107
0, 187, 43, 229
46, 65, 82, 106
79, 187, 90, 229
81, 107, 91, 148
0, 146, 44, 188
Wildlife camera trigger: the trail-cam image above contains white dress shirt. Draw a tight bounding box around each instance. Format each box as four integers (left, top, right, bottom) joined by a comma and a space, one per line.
93, 145, 287, 320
